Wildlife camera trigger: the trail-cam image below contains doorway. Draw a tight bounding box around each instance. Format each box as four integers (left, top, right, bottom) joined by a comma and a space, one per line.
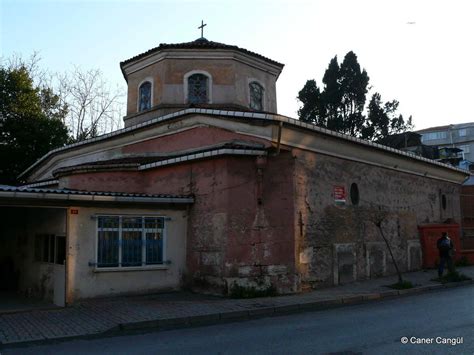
0, 206, 67, 311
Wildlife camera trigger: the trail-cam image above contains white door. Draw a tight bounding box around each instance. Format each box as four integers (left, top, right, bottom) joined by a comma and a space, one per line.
53, 264, 65, 307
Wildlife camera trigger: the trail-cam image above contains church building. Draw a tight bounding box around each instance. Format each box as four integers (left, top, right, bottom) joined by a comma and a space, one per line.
0, 35, 468, 306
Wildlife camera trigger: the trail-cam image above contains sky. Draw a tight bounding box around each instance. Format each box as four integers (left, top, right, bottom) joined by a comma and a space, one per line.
1, 0, 473, 130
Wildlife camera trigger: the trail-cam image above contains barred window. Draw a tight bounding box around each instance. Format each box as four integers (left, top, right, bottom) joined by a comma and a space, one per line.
249, 81, 264, 111
97, 216, 165, 268
188, 74, 208, 104
138, 81, 152, 112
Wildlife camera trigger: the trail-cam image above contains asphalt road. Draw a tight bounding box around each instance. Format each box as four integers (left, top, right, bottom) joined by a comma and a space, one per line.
4, 285, 474, 355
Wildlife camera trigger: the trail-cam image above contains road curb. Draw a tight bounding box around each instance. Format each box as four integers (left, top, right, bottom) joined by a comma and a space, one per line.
248, 307, 275, 318
219, 310, 249, 320
115, 280, 474, 334
363, 293, 381, 300
380, 290, 399, 298
298, 299, 343, 310
273, 304, 300, 314
1, 279, 473, 348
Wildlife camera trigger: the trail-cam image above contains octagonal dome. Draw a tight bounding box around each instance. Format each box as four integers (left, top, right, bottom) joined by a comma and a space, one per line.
120, 38, 284, 127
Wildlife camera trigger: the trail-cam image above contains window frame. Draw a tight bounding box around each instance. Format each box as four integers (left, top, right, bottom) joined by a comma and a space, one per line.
421, 131, 447, 142
350, 183, 359, 206
137, 78, 154, 112
248, 79, 265, 111
183, 70, 213, 104
95, 214, 168, 271
441, 194, 447, 210
35, 234, 66, 265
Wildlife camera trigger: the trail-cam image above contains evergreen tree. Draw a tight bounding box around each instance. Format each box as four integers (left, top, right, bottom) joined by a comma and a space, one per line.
339, 51, 369, 136
297, 51, 412, 140
362, 93, 388, 140
0, 65, 69, 184
362, 93, 413, 140
321, 56, 343, 131
297, 79, 325, 126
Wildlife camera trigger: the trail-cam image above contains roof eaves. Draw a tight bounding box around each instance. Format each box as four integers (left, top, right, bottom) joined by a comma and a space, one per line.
0, 185, 194, 204
20, 108, 469, 180
120, 40, 284, 70
139, 147, 267, 171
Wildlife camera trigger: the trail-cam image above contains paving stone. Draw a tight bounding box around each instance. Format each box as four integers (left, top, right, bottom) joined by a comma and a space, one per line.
1, 266, 473, 346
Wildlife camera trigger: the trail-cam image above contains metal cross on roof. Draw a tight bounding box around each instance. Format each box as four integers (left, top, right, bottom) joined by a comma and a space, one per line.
198, 20, 207, 38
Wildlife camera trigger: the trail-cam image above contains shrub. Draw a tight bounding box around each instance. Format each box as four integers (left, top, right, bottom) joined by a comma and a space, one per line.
229, 283, 277, 299
455, 256, 470, 267
436, 271, 472, 284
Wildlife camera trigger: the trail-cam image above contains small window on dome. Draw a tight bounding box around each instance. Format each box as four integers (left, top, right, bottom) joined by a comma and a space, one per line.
188, 74, 208, 104
249, 81, 264, 111
138, 81, 152, 112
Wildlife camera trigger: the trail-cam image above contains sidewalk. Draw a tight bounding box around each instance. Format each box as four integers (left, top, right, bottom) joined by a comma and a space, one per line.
1, 266, 473, 346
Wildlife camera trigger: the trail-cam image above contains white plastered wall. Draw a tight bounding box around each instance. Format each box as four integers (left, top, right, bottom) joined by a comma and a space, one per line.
66, 206, 188, 302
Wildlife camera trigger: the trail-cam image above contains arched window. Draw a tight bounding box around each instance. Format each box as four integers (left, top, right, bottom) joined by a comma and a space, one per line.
138, 81, 152, 112
249, 81, 264, 111
187, 74, 209, 104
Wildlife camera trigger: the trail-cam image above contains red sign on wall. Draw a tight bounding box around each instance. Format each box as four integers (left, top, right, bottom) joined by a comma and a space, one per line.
333, 186, 346, 204
70, 209, 79, 215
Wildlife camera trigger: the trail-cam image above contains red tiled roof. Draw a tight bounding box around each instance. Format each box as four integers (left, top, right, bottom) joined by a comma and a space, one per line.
120, 38, 284, 68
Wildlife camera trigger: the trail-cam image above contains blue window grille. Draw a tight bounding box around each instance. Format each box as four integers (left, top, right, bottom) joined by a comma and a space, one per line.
97, 216, 165, 268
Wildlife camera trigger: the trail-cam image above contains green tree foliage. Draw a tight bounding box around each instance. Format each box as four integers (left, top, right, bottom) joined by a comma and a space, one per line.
339, 52, 370, 136
0, 65, 69, 185
321, 57, 342, 131
362, 93, 413, 140
297, 80, 325, 126
297, 51, 412, 140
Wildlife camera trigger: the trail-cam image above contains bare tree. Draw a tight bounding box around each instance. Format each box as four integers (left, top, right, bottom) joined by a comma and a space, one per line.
2, 53, 125, 142
371, 210, 404, 284
4, 52, 45, 81
57, 67, 124, 141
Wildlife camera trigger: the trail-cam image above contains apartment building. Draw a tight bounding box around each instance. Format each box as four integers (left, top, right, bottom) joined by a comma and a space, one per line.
417, 123, 474, 169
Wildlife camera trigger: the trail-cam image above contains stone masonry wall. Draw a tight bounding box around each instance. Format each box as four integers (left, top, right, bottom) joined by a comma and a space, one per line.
217, 153, 296, 294
62, 153, 297, 295
293, 149, 462, 289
